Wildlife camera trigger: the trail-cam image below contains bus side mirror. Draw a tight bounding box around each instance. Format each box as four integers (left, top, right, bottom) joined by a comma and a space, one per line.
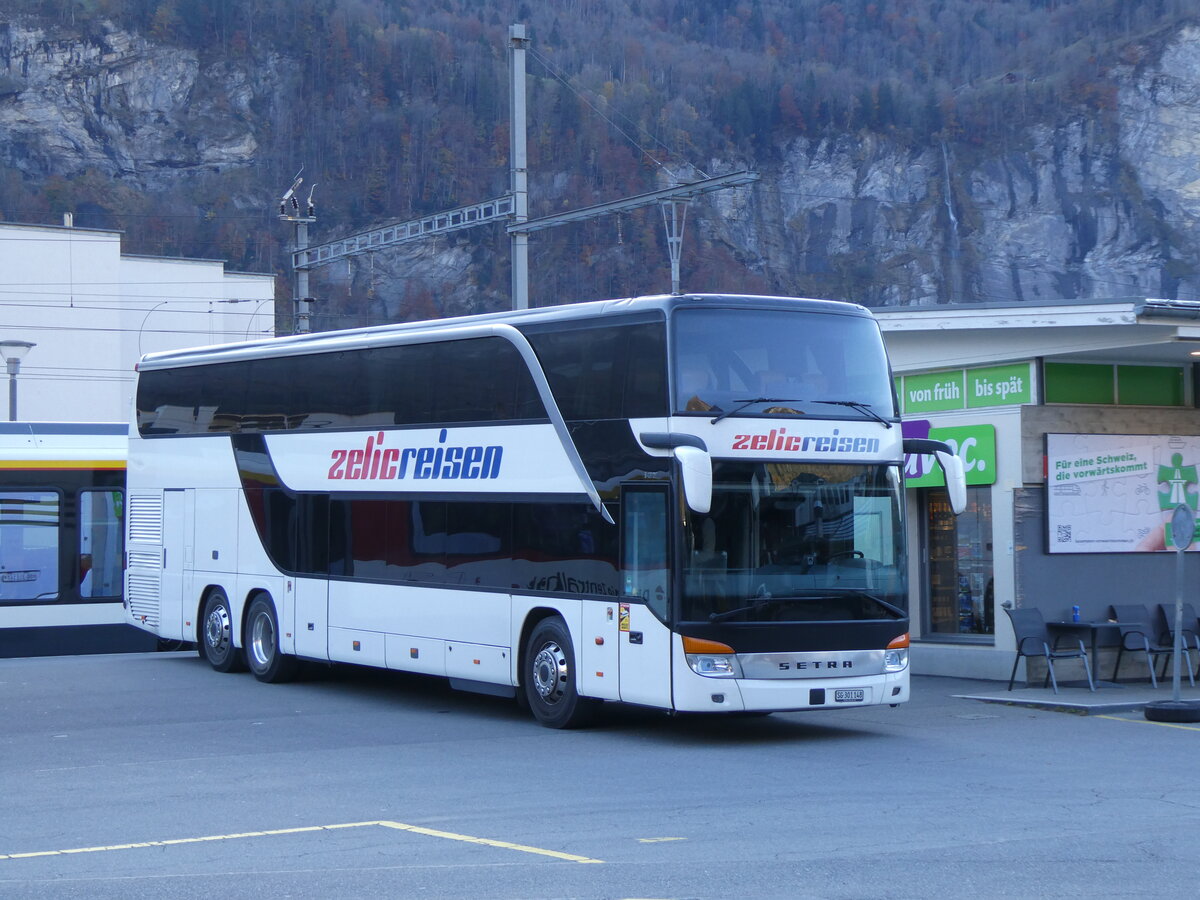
675, 445, 712, 514
937, 449, 967, 515
903, 438, 967, 516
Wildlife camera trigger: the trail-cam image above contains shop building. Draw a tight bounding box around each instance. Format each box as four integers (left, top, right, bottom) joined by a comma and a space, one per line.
877, 299, 1200, 682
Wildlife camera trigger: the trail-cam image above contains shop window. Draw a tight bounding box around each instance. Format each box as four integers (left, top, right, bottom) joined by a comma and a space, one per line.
925, 486, 993, 638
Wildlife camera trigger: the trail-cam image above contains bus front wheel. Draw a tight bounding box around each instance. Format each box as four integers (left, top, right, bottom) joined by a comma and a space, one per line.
200, 589, 246, 673
245, 595, 299, 684
522, 617, 595, 729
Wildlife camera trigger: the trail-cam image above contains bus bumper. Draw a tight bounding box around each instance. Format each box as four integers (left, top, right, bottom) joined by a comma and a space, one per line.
671, 651, 910, 713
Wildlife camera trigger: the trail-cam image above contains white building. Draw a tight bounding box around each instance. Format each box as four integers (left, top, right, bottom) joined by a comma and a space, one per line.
0, 220, 276, 422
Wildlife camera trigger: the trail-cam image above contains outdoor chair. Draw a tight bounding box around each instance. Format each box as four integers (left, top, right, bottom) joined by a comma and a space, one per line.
1155, 602, 1200, 684
1004, 607, 1095, 694
1110, 604, 1182, 688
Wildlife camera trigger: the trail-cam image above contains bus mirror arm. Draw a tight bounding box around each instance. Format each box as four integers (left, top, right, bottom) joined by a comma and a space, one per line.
903, 438, 967, 515
638, 432, 712, 515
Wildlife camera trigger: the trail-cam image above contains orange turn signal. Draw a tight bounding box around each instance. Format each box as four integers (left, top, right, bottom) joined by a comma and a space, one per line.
887, 633, 910, 650
682, 635, 736, 654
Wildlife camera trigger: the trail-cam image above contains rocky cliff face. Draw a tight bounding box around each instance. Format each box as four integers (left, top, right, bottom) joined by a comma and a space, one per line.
0, 19, 274, 181
704, 23, 1200, 307
3, 15, 1199, 313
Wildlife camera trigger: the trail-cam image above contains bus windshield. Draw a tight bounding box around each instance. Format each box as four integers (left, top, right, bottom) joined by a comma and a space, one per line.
671, 307, 895, 418
680, 462, 906, 624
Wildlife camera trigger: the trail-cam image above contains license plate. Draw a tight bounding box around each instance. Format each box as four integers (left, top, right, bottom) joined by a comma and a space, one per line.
1, 570, 37, 583
834, 689, 864, 702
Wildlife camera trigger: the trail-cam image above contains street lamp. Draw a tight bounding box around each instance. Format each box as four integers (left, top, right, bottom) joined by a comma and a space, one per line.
0, 340, 36, 422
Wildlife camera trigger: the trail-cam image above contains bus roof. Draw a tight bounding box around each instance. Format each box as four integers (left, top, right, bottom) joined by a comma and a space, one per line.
136, 294, 871, 370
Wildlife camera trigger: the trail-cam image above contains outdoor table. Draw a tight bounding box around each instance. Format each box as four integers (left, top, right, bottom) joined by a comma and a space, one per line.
1046, 620, 1130, 687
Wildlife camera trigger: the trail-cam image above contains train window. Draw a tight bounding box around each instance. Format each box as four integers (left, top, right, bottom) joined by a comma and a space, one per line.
0, 491, 61, 602
79, 490, 124, 599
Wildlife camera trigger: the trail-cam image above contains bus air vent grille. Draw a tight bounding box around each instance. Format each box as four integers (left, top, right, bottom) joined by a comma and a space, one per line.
128, 494, 164, 543
126, 550, 160, 570
126, 573, 161, 627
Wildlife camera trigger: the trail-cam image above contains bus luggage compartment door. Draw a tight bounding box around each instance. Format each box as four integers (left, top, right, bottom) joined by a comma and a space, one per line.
292, 578, 328, 660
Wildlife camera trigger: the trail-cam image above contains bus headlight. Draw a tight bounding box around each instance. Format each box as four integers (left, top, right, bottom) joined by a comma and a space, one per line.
682, 636, 743, 678
884, 633, 910, 673
686, 654, 743, 677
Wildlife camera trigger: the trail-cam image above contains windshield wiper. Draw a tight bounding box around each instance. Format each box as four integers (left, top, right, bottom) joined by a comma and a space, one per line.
710, 398, 802, 425
708, 590, 906, 623
813, 399, 892, 428
847, 591, 906, 618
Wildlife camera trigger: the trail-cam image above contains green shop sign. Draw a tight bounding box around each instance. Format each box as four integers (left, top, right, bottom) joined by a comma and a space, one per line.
967, 363, 1033, 408
905, 424, 997, 487
902, 371, 965, 413
901, 363, 1033, 413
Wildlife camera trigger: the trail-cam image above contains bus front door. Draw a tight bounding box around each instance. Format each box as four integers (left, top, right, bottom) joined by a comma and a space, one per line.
618, 486, 673, 710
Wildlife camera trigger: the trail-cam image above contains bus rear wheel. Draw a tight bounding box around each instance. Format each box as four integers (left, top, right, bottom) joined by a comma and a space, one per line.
245, 595, 299, 684
522, 617, 595, 729
200, 589, 245, 673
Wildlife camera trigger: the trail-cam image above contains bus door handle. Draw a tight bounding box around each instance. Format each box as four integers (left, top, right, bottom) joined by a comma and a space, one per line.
628, 631, 643, 644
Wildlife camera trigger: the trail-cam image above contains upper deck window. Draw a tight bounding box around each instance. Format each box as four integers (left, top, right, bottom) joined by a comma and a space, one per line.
522, 319, 668, 421
671, 307, 895, 419
137, 336, 545, 436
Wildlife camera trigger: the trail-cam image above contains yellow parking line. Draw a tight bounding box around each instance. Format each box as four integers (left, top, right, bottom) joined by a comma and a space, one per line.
1096, 714, 1200, 732
1, 820, 603, 864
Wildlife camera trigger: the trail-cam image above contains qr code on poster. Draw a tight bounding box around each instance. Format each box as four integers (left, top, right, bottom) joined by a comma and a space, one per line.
1056, 524, 1071, 543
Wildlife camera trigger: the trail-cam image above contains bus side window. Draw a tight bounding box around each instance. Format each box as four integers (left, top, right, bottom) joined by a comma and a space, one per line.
622, 488, 670, 620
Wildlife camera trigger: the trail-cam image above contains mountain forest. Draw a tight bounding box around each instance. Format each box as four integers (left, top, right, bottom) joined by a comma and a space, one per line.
1, 0, 1198, 327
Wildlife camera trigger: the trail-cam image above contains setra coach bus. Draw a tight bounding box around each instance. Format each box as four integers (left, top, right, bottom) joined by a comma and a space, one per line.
124, 294, 964, 726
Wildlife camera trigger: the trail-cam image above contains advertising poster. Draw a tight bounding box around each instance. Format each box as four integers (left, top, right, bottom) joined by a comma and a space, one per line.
1046, 433, 1200, 553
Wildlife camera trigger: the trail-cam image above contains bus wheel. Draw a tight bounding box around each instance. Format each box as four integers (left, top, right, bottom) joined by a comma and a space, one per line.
200, 589, 245, 673
523, 617, 595, 729
245, 596, 299, 683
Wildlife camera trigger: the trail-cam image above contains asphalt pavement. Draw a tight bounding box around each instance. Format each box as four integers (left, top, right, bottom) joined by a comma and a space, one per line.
2, 652, 1199, 899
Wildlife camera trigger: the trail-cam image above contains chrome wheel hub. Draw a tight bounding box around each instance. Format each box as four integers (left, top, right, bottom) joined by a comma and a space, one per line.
249, 612, 274, 668
532, 641, 568, 703
205, 604, 231, 653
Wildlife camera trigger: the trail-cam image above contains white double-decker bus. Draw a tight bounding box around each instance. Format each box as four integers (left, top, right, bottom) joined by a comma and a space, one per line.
125, 294, 963, 726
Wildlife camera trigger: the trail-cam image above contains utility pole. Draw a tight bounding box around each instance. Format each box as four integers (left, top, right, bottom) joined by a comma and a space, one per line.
285, 25, 757, 319
509, 24, 530, 310
278, 173, 317, 333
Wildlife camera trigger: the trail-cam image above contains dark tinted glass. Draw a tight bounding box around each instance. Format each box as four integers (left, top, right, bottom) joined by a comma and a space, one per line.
136, 365, 205, 435
523, 321, 668, 421
137, 337, 546, 436
512, 501, 620, 596
671, 308, 896, 417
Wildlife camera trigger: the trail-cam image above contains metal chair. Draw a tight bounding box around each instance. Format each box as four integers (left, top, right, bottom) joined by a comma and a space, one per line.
1110, 604, 1187, 688
1005, 607, 1095, 694
1155, 602, 1200, 684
